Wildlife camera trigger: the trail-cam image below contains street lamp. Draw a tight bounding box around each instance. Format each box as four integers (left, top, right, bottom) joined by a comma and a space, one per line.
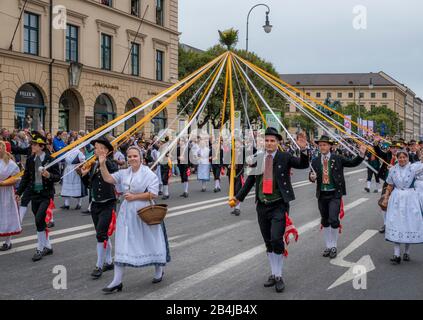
245, 4, 272, 129
355, 74, 374, 135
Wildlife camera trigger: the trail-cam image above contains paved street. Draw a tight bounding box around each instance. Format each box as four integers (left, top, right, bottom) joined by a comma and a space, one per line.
1, 166, 423, 300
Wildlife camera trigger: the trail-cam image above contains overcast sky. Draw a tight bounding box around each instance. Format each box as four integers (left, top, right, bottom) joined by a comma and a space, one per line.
179, 0, 423, 98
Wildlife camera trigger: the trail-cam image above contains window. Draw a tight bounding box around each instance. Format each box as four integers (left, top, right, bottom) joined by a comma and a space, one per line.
337, 92, 342, 98
156, 0, 164, 26
371, 92, 376, 99
316, 92, 321, 98
348, 92, 353, 98
131, 0, 140, 16
327, 92, 332, 98
101, 0, 112, 7
66, 24, 79, 62
156, 50, 164, 81
24, 12, 39, 55
131, 42, 140, 76
382, 92, 388, 98
101, 34, 112, 70
359, 92, 364, 99
306, 92, 310, 96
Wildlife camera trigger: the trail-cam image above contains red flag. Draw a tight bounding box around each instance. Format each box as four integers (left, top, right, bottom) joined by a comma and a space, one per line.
240, 174, 245, 187
220, 167, 225, 176
104, 209, 117, 249
283, 213, 299, 257
187, 167, 191, 177
44, 199, 55, 237
338, 198, 345, 234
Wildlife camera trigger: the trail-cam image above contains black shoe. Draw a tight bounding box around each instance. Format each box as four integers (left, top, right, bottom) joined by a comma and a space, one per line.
322, 248, 331, 257
74, 204, 82, 210
364, 187, 370, 193
275, 277, 285, 293
162, 195, 170, 200
379, 225, 385, 234
0, 243, 12, 251
216, 188, 221, 192
103, 262, 114, 272
264, 275, 276, 287
60, 205, 70, 210
91, 267, 103, 279
390, 255, 401, 265
47, 221, 55, 228
403, 253, 410, 262
180, 192, 189, 198
158, 191, 163, 196
201, 188, 206, 192
374, 190, 379, 193
32, 250, 43, 262
102, 283, 123, 294
329, 247, 337, 259
42, 247, 53, 256
233, 209, 241, 216
81, 210, 91, 215
152, 272, 164, 284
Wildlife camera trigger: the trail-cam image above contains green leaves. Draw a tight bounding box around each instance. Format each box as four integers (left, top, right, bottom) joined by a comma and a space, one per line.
218, 28, 239, 50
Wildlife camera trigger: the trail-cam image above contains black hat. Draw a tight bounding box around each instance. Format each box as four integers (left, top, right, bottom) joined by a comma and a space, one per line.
314, 135, 334, 145
265, 127, 282, 141
92, 137, 114, 153
31, 133, 47, 145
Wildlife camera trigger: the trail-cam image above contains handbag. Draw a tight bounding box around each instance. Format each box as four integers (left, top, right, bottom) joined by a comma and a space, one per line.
137, 192, 168, 225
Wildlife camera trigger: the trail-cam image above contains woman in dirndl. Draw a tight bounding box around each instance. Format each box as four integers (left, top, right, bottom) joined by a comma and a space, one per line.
381, 149, 423, 264
197, 138, 210, 192
99, 146, 170, 294
60, 148, 87, 210
0, 141, 22, 251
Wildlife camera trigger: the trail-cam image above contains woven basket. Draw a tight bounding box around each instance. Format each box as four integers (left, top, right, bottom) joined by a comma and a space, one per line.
137, 194, 168, 225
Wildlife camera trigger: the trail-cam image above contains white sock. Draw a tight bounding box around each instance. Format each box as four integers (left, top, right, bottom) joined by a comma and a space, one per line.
323, 227, 331, 249
375, 183, 380, 192
154, 265, 164, 279
19, 206, 28, 223
215, 179, 220, 189
184, 182, 189, 193
367, 181, 371, 189
159, 184, 163, 192
163, 185, 169, 196
36, 232, 44, 251
64, 198, 70, 206
274, 253, 283, 278
107, 265, 124, 288
331, 227, 339, 248
267, 253, 275, 276
394, 243, 401, 256
235, 203, 241, 210
382, 211, 386, 224
4, 236, 12, 246
105, 241, 113, 264
405, 244, 411, 255
202, 181, 206, 190
44, 232, 52, 249
96, 243, 106, 268
78, 198, 82, 206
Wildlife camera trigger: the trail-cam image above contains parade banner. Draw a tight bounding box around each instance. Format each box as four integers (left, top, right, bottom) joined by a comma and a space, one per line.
368, 120, 374, 134
265, 112, 281, 131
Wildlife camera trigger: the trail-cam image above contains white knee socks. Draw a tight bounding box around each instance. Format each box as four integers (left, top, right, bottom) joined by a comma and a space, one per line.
78, 198, 82, 206
163, 185, 169, 196
273, 253, 283, 277
323, 227, 331, 249
154, 265, 164, 279
64, 197, 70, 206
44, 232, 51, 249
330, 227, 339, 249
184, 182, 189, 193
394, 243, 401, 256
107, 265, 124, 288
105, 241, 113, 265
215, 179, 220, 189
367, 181, 371, 189
96, 242, 106, 268
405, 244, 411, 255
36, 232, 44, 251
19, 206, 27, 223
202, 181, 206, 190
267, 253, 275, 276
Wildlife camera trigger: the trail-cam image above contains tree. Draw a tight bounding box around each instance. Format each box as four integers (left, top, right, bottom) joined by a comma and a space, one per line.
178, 43, 286, 130
288, 114, 316, 139
218, 28, 239, 50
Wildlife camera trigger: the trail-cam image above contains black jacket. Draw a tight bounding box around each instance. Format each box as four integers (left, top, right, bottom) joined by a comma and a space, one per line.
16, 152, 61, 198
373, 144, 393, 181
82, 158, 118, 203
409, 152, 419, 164
235, 150, 309, 204
310, 153, 364, 199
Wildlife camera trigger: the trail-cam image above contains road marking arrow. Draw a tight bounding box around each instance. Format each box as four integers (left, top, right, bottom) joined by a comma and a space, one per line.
328, 229, 378, 290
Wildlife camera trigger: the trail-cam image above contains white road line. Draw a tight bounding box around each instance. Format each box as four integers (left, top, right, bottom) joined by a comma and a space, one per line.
139, 197, 369, 300
0, 231, 97, 256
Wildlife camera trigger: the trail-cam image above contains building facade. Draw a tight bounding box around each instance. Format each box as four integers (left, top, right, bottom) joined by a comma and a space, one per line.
280, 72, 422, 140
0, 0, 179, 136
